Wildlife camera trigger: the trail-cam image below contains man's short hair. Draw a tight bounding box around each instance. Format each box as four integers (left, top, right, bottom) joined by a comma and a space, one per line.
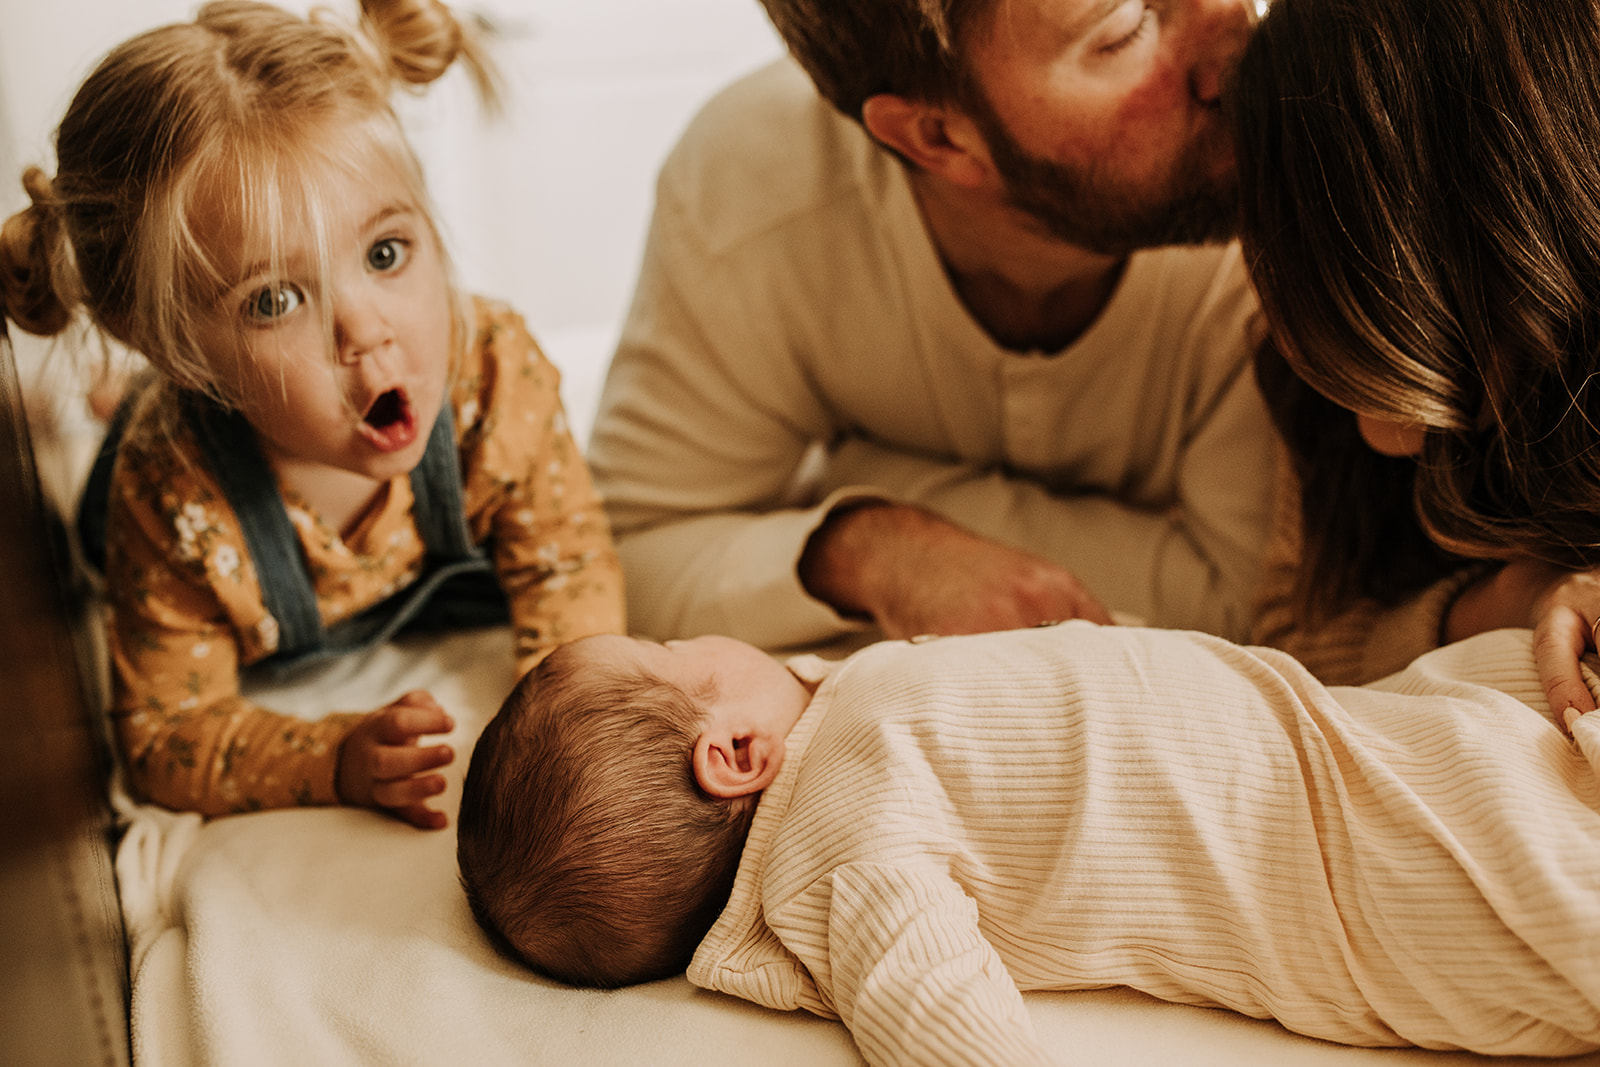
758, 0, 993, 120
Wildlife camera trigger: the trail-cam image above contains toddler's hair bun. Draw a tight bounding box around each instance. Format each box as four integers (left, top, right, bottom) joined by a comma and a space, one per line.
363, 0, 499, 104
0, 168, 75, 337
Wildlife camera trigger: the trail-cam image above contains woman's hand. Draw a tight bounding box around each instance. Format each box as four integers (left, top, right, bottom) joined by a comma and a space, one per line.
337, 690, 456, 829
1528, 568, 1600, 729
1448, 561, 1600, 731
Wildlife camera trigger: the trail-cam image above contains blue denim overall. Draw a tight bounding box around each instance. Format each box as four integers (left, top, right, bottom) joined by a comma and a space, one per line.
79, 384, 507, 681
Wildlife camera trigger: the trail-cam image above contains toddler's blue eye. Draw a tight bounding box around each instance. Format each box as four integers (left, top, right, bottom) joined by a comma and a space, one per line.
244, 284, 302, 321
368, 238, 409, 272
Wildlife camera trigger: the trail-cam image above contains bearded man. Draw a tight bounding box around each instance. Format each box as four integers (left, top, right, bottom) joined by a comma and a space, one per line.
588, 0, 1275, 649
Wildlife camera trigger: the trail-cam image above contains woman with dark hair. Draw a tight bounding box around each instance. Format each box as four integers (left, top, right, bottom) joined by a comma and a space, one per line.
1235, 0, 1600, 723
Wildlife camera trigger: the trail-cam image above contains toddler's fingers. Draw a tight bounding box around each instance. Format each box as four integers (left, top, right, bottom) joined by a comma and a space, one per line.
393, 802, 449, 831
371, 742, 454, 782
376, 702, 455, 743
371, 772, 447, 810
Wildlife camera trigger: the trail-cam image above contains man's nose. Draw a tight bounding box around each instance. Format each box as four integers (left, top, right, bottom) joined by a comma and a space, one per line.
1187, 0, 1257, 106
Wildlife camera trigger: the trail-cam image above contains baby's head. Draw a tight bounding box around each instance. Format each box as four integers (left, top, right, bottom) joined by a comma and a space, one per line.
0, 0, 493, 403
458, 634, 811, 988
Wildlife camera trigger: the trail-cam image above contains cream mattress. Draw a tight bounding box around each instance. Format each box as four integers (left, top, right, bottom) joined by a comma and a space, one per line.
113, 624, 1600, 1067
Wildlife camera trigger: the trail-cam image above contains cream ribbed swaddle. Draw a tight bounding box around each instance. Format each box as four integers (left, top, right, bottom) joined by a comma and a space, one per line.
691, 624, 1600, 1066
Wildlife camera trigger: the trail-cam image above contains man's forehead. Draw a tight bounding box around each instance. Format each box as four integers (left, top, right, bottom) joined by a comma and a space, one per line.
978, 0, 1122, 51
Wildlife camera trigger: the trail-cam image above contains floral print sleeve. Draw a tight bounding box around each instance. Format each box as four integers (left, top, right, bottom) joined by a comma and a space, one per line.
104, 406, 361, 817
457, 299, 626, 676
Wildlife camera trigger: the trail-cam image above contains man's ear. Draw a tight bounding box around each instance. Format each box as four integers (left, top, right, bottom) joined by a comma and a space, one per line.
861, 92, 993, 189
692, 727, 783, 799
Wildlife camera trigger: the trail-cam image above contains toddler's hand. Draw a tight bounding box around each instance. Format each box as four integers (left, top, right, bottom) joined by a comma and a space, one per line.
337, 690, 456, 830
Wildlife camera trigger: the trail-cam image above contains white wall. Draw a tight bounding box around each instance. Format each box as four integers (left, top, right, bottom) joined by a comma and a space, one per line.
0, 0, 784, 441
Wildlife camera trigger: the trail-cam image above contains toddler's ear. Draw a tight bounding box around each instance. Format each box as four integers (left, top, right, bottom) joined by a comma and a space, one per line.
693, 728, 782, 799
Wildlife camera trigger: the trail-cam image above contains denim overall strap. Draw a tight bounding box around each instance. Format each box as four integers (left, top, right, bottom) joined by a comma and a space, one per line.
182, 394, 327, 660
247, 400, 498, 680
370, 404, 503, 641
235, 399, 489, 678
77, 369, 158, 573
317, 403, 498, 643
92, 387, 500, 682
407, 402, 477, 559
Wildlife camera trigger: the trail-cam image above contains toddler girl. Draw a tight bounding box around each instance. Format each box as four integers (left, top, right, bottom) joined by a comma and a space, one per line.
0, 0, 625, 828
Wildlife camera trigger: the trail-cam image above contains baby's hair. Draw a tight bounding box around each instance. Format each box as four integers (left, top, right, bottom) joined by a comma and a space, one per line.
458, 640, 757, 988
0, 0, 495, 403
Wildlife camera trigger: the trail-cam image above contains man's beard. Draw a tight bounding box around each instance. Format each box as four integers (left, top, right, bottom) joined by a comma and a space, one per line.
970, 94, 1239, 256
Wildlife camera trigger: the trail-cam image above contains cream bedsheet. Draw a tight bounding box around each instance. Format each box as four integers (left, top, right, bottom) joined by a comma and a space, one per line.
113, 624, 1600, 1067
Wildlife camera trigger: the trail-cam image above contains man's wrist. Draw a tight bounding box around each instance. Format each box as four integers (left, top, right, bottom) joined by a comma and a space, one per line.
797, 499, 896, 617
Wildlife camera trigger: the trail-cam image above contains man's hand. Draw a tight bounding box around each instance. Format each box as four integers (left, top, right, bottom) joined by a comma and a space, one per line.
337, 690, 456, 830
799, 501, 1112, 639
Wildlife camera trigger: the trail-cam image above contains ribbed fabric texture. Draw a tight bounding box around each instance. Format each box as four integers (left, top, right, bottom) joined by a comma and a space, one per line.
689, 624, 1600, 1066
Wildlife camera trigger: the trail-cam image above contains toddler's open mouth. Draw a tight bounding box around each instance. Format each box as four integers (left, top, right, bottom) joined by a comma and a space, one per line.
358, 387, 419, 453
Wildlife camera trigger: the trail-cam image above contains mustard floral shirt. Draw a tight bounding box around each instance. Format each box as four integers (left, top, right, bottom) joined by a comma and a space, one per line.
105, 297, 625, 816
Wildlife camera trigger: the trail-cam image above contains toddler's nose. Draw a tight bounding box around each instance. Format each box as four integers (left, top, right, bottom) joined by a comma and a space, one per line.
335, 294, 395, 364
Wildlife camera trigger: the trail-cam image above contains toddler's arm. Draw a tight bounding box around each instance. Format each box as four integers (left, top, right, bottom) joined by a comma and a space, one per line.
463, 306, 624, 673
104, 442, 455, 823
495, 442, 626, 676
111, 574, 453, 826
105, 480, 359, 814
335, 690, 455, 830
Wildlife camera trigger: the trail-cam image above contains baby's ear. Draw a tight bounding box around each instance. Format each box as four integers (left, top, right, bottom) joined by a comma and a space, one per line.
692, 728, 782, 799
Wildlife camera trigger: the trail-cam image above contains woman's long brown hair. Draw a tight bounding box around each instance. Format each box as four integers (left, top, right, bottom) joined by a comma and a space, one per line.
1233, 0, 1600, 616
